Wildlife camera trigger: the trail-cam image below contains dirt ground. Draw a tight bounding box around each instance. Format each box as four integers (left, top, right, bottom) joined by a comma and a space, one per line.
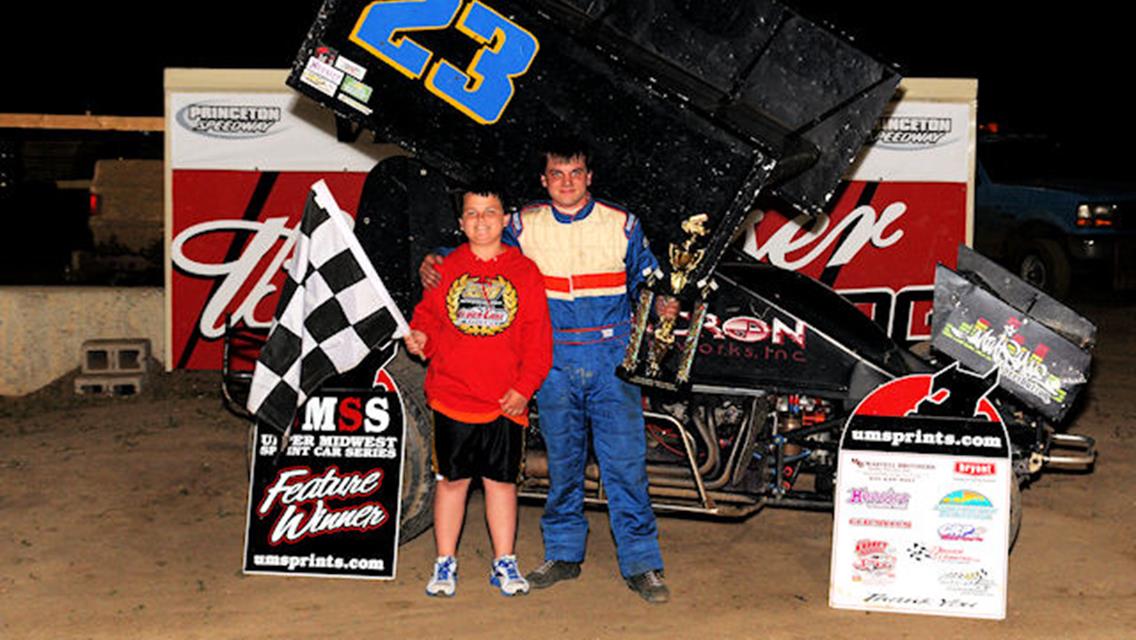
2, 298, 1134, 640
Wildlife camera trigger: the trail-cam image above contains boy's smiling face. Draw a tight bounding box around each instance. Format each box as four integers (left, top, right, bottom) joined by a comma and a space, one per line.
460, 192, 507, 248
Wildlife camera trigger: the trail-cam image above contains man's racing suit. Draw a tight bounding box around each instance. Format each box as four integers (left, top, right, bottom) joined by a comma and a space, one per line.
506, 197, 663, 578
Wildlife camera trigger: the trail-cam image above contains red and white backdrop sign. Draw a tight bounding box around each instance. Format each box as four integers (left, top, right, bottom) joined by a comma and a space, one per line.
744, 89, 975, 346
166, 80, 398, 369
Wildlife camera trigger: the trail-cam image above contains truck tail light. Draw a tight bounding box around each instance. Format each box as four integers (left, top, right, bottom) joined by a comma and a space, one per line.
89, 193, 100, 216
1076, 203, 1115, 228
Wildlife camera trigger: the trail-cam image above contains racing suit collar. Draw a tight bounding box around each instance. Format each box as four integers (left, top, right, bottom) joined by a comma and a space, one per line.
550, 198, 595, 224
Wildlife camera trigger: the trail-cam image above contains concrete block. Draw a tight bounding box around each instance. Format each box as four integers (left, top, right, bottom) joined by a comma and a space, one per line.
74, 374, 144, 397
81, 338, 150, 375
0, 286, 164, 396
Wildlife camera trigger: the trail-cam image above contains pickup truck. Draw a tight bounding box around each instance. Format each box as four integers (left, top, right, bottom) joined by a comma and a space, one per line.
973, 136, 1136, 299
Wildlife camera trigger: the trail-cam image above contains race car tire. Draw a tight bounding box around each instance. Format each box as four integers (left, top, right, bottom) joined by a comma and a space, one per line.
1009, 476, 1023, 552
386, 351, 436, 545
1015, 238, 1071, 299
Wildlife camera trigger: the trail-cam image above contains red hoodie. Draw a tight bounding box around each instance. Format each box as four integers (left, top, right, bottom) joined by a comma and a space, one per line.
410, 244, 552, 425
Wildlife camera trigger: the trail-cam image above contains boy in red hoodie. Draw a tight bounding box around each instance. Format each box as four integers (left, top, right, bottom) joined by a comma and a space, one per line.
404, 182, 552, 597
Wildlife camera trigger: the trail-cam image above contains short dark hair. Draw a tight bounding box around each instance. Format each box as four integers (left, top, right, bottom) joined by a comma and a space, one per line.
539, 135, 591, 172
458, 178, 506, 215
464, 178, 505, 201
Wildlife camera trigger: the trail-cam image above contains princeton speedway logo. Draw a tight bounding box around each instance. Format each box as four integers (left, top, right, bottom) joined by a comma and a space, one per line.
175, 102, 284, 139
868, 116, 953, 148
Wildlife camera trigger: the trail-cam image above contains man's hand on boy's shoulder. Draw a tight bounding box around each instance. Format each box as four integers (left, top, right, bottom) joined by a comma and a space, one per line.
403, 329, 429, 358
499, 389, 528, 416
420, 253, 444, 289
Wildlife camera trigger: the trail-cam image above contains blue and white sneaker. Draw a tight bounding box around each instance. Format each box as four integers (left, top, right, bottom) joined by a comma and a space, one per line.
489, 555, 530, 596
426, 556, 457, 597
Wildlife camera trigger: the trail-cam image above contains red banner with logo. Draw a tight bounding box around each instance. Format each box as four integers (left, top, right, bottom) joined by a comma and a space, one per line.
170, 171, 368, 369
743, 88, 976, 346
166, 81, 394, 369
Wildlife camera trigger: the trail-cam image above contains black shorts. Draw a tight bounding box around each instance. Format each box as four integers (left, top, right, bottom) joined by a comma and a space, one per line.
432, 411, 523, 483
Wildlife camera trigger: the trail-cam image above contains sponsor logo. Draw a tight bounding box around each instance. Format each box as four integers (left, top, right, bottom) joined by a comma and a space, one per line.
314, 45, 337, 64
340, 76, 373, 102
955, 461, 996, 477
869, 116, 953, 147
675, 313, 807, 348
175, 102, 284, 139
749, 202, 907, 273
937, 490, 995, 520
301, 56, 346, 98
849, 517, 912, 529
941, 316, 1068, 405
847, 487, 910, 510
334, 54, 367, 81
338, 92, 373, 115
847, 457, 935, 483
849, 458, 935, 471
938, 568, 995, 595
300, 395, 394, 435
907, 542, 979, 565
446, 274, 518, 336
171, 217, 297, 340
852, 539, 896, 583
937, 523, 987, 542
850, 427, 1002, 450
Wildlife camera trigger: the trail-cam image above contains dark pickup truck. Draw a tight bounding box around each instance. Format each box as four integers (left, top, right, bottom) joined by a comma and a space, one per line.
974, 136, 1136, 298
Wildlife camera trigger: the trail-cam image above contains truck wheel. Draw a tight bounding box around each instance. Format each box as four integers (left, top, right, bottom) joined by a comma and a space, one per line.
386, 351, 436, 545
1016, 238, 1071, 298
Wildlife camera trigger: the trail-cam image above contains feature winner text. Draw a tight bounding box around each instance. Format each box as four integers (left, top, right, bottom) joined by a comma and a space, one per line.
257, 466, 390, 545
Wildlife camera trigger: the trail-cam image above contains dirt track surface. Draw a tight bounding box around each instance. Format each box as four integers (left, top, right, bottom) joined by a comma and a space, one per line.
2, 301, 1134, 639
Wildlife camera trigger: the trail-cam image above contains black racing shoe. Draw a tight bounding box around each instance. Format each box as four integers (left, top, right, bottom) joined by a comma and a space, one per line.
626, 570, 669, 604
525, 560, 581, 589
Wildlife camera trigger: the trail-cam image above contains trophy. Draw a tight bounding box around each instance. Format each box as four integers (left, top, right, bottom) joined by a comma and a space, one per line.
620, 213, 715, 390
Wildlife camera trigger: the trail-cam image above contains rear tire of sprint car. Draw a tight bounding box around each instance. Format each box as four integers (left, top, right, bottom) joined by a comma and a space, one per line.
1009, 476, 1023, 552
386, 351, 436, 545
1015, 238, 1071, 299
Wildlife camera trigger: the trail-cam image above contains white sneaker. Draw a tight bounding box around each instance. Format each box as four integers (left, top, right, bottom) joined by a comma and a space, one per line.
426, 556, 457, 597
490, 555, 530, 596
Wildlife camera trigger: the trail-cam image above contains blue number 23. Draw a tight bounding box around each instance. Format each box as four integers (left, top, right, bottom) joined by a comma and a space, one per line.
350, 0, 539, 125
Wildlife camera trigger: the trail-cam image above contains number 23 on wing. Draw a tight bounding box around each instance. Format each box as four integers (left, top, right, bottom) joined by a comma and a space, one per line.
350, 0, 540, 125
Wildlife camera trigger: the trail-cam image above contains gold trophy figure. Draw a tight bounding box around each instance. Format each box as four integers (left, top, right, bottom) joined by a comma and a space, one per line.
644, 214, 709, 378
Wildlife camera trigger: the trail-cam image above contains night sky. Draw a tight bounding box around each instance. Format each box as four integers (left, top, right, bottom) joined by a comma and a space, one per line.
2, 2, 1130, 169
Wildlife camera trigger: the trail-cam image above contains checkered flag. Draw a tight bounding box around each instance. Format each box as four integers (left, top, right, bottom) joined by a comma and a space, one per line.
246, 180, 409, 432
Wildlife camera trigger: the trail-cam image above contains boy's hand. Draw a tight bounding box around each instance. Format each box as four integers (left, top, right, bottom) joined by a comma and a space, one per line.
498, 389, 528, 416
403, 330, 428, 358
419, 253, 444, 289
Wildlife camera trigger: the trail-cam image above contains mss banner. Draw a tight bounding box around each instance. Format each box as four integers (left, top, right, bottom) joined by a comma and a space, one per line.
744, 90, 975, 347
244, 383, 406, 580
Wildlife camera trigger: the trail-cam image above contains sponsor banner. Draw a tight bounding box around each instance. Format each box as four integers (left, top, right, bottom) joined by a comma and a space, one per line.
169, 91, 389, 171
243, 378, 405, 579
744, 96, 974, 346
170, 171, 368, 370
932, 265, 1090, 421
830, 370, 1012, 620
848, 102, 972, 184
166, 79, 408, 370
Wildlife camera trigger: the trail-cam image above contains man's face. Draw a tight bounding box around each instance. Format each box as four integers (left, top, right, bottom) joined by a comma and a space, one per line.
459, 192, 507, 247
540, 154, 592, 212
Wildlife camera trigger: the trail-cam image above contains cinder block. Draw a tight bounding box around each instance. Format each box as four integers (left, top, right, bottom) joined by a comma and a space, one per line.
81, 339, 150, 375
74, 374, 144, 397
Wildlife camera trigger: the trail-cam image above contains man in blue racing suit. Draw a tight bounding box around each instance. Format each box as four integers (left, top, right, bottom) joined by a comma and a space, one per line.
420, 138, 669, 603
